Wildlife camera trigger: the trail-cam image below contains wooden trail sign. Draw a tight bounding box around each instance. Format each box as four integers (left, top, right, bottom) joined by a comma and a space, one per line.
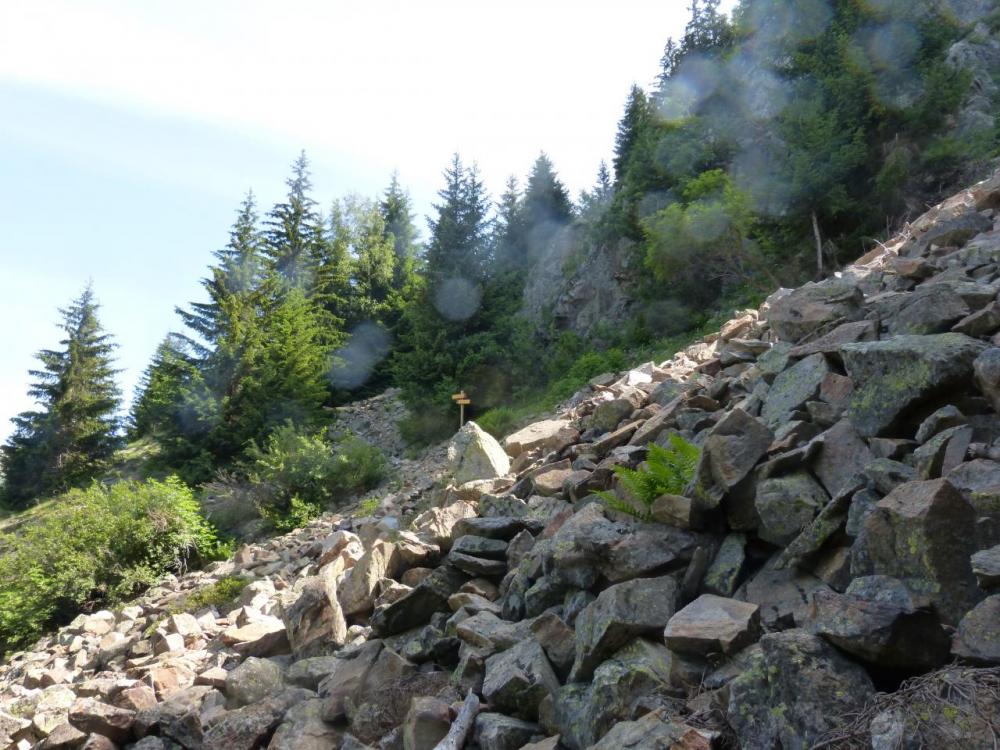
451, 391, 471, 427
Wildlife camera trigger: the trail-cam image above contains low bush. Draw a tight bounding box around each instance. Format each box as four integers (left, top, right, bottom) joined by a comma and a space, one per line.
0, 477, 229, 655
247, 423, 386, 531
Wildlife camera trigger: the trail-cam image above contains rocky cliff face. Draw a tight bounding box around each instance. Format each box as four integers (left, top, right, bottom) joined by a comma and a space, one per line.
7, 173, 1000, 748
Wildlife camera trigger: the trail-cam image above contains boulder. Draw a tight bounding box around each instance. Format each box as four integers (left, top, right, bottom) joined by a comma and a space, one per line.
67, 699, 135, 744
755, 470, 829, 546
201, 688, 313, 750
402, 696, 451, 750
809, 577, 951, 670
761, 353, 831, 427
220, 615, 289, 657
338, 540, 400, 616
664, 595, 761, 657
449, 422, 512, 484
953, 595, 1000, 664
551, 638, 674, 750
727, 631, 874, 750
318, 641, 384, 721
225, 657, 283, 707
280, 572, 348, 657
370, 564, 467, 636
841, 333, 986, 437
740, 556, 830, 629
766, 280, 864, 343
812, 419, 874, 497
503, 419, 577, 458
971, 545, 1000, 589
861, 479, 979, 623
269, 698, 343, 750
474, 713, 541, 750
569, 575, 678, 681
482, 639, 560, 720
690, 409, 773, 510
883, 283, 970, 335
411, 501, 478, 550
588, 710, 712, 750
702, 533, 747, 597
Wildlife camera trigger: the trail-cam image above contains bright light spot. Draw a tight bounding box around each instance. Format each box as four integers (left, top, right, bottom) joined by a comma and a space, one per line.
434, 277, 481, 322
329, 321, 392, 389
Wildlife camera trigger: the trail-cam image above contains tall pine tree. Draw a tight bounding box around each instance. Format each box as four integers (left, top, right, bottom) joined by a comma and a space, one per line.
2, 286, 121, 507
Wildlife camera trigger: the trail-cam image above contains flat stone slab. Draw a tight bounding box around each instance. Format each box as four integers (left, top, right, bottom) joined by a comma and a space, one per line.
664, 595, 761, 656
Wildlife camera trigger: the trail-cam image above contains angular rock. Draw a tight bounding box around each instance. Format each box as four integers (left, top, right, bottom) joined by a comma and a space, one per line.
370, 565, 467, 636
741, 556, 830, 629
664, 595, 761, 657
449, 421, 511, 484
916, 405, 968, 444
727, 631, 874, 750
767, 280, 864, 343
68, 699, 135, 744
474, 713, 541, 750
569, 575, 678, 681
971, 545, 1000, 589
269, 698, 343, 750
809, 580, 950, 670
589, 710, 712, 750
953, 595, 1000, 664
202, 688, 312, 750
812, 419, 874, 498
338, 540, 400, 616
761, 353, 831, 427
862, 479, 979, 624
220, 615, 289, 657
402, 696, 451, 750
883, 283, 970, 335
280, 572, 348, 658
690, 409, 773, 510
755, 470, 828, 547
503, 419, 577, 458
842, 333, 986, 437
318, 641, 383, 721
483, 639, 560, 721
702, 533, 746, 597
225, 656, 283, 707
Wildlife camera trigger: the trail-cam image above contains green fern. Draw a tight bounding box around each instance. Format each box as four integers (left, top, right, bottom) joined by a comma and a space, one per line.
596, 433, 700, 520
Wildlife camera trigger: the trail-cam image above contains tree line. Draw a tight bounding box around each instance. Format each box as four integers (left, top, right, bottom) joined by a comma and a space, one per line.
2, 0, 995, 508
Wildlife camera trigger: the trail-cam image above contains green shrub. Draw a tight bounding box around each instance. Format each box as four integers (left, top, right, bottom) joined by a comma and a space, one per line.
0, 477, 227, 655
171, 575, 249, 614
597, 434, 700, 520
247, 423, 386, 531
476, 406, 520, 439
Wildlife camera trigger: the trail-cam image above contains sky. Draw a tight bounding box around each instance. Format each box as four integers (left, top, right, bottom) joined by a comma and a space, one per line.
0, 0, 737, 443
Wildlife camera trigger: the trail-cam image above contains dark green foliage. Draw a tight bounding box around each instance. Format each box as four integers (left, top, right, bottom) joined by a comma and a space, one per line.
2, 286, 121, 508
0, 477, 228, 654
597, 434, 700, 520
245, 424, 385, 531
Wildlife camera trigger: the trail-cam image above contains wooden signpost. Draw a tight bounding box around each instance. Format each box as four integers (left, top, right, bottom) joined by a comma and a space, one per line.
451, 391, 471, 428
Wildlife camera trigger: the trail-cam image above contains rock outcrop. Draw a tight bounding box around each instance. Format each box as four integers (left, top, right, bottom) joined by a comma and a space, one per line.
8, 172, 1000, 748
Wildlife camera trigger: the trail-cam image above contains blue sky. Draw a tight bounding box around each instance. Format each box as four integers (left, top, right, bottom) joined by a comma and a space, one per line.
0, 0, 736, 442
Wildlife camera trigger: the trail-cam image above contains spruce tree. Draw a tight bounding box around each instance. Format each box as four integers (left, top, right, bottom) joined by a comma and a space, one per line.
380, 172, 420, 291
613, 85, 650, 187
263, 152, 324, 288
519, 153, 573, 266
2, 286, 121, 506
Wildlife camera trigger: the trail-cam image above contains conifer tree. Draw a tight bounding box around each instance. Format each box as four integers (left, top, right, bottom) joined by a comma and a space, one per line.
263, 152, 324, 288
613, 85, 650, 187
2, 286, 121, 506
380, 172, 420, 290
519, 153, 573, 266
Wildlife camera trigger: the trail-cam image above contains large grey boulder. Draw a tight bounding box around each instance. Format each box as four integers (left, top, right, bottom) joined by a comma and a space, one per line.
503, 419, 577, 458
280, 572, 348, 658
269, 698, 343, 750
755, 471, 829, 547
482, 639, 559, 721
974, 347, 1000, 414
225, 657, 283, 707
861, 478, 979, 624
809, 577, 950, 670
842, 333, 986, 437
760, 353, 831, 427
953, 595, 1000, 664
474, 713, 541, 750
202, 688, 313, 750
727, 631, 874, 750
766, 280, 864, 343
569, 575, 678, 681
449, 421, 511, 484
690, 409, 773, 510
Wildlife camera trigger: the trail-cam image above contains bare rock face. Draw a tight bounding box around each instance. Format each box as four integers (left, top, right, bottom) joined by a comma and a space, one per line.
448, 421, 511, 484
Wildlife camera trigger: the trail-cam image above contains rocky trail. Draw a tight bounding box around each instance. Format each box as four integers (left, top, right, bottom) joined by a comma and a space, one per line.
7, 173, 1000, 748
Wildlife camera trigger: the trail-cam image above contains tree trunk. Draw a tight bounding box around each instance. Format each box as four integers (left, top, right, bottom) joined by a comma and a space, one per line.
812, 211, 824, 278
